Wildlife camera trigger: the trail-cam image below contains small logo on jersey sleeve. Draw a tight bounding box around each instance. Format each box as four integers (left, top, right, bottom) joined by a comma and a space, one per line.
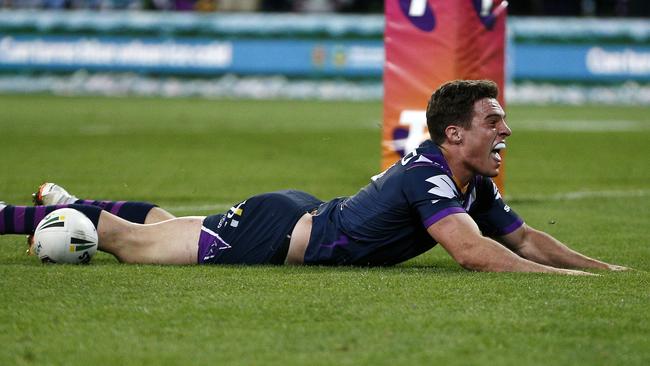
426, 175, 458, 204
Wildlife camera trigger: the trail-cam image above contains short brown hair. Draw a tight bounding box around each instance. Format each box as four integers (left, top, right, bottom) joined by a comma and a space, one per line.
426, 80, 499, 144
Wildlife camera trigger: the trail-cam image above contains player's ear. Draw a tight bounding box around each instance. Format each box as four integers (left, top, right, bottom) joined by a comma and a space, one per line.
445, 125, 463, 145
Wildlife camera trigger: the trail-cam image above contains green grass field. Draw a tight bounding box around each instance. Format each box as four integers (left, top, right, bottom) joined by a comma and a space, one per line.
1, 95, 649, 365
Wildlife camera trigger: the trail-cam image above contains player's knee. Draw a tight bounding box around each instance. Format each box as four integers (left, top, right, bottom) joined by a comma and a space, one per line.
145, 207, 175, 224
104, 223, 152, 263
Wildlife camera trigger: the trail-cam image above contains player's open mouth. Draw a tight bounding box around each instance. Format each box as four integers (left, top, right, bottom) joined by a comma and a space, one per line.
491, 142, 506, 162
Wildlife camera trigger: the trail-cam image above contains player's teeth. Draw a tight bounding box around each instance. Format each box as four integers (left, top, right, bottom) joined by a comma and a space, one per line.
494, 142, 506, 150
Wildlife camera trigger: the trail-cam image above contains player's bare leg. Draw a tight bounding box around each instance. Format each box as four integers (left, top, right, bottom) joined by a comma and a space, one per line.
27, 182, 177, 253
143, 207, 175, 223
96, 211, 203, 265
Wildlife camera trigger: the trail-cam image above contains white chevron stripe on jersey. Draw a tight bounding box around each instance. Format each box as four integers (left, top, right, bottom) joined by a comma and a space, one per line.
491, 181, 502, 199
426, 175, 458, 202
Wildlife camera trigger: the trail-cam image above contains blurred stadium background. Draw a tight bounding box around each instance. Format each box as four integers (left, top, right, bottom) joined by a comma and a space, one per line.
0, 0, 649, 104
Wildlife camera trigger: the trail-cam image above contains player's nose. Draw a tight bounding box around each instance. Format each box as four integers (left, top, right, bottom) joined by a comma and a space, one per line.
500, 120, 512, 137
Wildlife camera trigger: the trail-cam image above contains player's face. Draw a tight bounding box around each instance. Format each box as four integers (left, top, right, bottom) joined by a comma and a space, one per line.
460, 98, 511, 177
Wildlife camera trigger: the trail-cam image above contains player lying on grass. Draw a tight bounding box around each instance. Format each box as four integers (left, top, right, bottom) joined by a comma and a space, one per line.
0, 80, 628, 274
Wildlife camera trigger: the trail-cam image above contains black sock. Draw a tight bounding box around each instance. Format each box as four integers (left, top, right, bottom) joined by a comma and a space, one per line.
73, 199, 156, 224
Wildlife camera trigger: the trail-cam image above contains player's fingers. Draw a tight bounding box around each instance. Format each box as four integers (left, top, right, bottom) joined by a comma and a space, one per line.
607, 264, 631, 271
565, 269, 599, 276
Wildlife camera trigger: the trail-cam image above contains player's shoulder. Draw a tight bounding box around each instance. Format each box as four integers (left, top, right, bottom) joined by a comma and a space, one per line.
402, 153, 446, 172
397, 152, 462, 199
398, 147, 451, 182
374, 141, 452, 190
401, 140, 450, 171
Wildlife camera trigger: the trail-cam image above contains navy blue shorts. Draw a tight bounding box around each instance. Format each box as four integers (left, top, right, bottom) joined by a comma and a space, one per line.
197, 190, 323, 265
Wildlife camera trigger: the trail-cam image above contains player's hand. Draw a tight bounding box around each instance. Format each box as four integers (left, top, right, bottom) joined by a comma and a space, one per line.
560, 269, 599, 276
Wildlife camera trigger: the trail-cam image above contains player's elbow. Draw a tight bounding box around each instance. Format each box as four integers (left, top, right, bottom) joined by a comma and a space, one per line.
456, 254, 489, 272
451, 239, 516, 272
452, 245, 491, 272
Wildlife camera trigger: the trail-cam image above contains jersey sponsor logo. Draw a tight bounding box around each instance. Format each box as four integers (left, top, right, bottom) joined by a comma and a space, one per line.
426, 175, 458, 204
399, 0, 436, 32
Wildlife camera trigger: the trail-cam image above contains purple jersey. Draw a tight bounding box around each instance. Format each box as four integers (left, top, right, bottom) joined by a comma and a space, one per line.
304, 140, 523, 266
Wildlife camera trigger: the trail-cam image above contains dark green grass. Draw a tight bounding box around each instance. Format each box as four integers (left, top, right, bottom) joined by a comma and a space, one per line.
1, 95, 649, 365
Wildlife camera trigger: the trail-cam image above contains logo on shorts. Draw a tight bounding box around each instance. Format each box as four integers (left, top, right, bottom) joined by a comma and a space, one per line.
219, 200, 246, 229
201, 227, 232, 261
212, 238, 231, 251
226, 201, 246, 228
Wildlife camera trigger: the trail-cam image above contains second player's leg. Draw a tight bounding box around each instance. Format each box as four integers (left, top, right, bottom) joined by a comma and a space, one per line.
35, 182, 176, 225
97, 211, 203, 265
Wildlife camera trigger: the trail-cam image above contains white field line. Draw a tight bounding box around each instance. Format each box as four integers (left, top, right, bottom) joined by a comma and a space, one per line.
511, 119, 650, 132
163, 189, 650, 213
508, 189, 650, 202
164, 203, 233, 213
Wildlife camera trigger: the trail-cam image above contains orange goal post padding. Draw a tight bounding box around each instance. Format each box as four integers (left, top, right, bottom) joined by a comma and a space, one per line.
383, 0, 508, 190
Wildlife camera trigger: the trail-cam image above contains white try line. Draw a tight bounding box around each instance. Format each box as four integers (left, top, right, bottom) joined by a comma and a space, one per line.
511, 119, 650, 132
164, 203, 233, 213
508, 189, 650, 202
161, 189, 650, 213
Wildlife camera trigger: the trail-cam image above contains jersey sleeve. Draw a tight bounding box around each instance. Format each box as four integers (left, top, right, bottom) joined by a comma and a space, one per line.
470, 178, 524, 237
402, 163, 466, 229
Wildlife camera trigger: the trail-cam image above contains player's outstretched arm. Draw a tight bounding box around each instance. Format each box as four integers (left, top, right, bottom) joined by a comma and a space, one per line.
497, 224, 630, 271
428, 213, 594, 275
